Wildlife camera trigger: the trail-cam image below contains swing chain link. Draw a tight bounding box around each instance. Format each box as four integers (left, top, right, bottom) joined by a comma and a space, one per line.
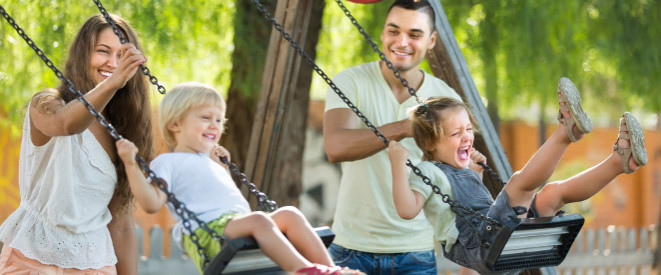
252, 0, 503, 248
0, 6, 122, 141
136, 157, 228, 268
334, 0, 421, 105
477, 162, 507, 187
92, 0, 167, 95
251, 0, 390, 147
0, 5, 222, 267
336, 0, 507, 247
93, 0, 279, 211
221, 157, 278, 212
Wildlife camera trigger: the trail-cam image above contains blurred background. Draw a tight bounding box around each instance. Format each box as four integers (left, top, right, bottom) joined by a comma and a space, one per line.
1, 0, 659, 272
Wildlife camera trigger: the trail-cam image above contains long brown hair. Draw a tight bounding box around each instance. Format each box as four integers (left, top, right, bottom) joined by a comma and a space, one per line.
56, 14, 154, 212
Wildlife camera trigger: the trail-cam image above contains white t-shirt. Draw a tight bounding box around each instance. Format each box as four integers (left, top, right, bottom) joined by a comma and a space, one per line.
0, 107, 118, 269
150, 152, 251, 245
324, 61, 461, 253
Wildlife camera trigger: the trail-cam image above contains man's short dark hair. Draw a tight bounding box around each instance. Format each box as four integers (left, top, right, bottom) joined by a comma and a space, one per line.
386, 0, 436, 32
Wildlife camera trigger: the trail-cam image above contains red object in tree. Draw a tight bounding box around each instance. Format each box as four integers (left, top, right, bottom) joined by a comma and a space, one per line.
345, 0, 383, 3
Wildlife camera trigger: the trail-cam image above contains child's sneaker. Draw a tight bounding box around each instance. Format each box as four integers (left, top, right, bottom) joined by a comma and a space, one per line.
613, 112, 647, 173
295, 264, 365, 275
557, 77, 593, 142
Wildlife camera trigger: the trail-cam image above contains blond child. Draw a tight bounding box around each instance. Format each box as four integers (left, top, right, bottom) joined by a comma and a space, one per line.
116, 82, 362, 275
387, 78, 647, 274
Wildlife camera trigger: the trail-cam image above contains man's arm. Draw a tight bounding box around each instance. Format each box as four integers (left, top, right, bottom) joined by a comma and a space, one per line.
108, 197, 138, 275
323, 108, 412, 163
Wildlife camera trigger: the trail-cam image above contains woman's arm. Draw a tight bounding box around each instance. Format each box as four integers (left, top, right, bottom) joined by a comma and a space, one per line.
30, 44, 145, 141
116, 139, 167, 213
388, 141, 425, 219
108, 196, 138, 275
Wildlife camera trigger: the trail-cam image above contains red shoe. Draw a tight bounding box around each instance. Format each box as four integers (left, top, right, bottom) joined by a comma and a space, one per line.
295, 264, 365, 275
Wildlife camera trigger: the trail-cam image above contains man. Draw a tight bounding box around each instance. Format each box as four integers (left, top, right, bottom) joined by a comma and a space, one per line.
323, 0, 462, 274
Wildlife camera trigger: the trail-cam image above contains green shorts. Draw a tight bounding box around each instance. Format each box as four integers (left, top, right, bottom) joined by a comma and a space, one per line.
183, 212, 242, 273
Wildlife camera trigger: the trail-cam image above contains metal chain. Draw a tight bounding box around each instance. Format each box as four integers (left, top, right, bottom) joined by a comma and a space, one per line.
252, 0, 389, 147
334, 0, 421, 104
91, 0, 278, 213
0, 5, 227, 267
91, 0, 166, 94
477, 162, 507, 187
251, 0, 502, 247
336, 0, 507, 229
336, 0, 508, 189
221, 157, 278, 212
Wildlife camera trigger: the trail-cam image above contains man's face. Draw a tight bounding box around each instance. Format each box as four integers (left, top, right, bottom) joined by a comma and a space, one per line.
380, 6, 436, 73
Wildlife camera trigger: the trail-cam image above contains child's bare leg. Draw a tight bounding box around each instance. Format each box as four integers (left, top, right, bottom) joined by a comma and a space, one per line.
534, 112, 647, 216
459, 267, 480, 275
223, 212, 311, 273
506, 78, 593, 209
270, 206, 334, 266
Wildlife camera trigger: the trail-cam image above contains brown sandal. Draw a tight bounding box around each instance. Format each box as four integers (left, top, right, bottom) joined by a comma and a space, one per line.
613, 112, 647, 174
557, 77, 593, 142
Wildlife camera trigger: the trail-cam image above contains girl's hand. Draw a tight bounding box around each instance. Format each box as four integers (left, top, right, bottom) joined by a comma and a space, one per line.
387, 140, 409, 163
212, 145, 231, 170
468, 148, 486, 173
106, 43, 146, 90
116, 138, 138, 166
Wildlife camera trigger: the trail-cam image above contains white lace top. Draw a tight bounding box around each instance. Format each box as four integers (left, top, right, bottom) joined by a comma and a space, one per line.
0, 108, 118, 269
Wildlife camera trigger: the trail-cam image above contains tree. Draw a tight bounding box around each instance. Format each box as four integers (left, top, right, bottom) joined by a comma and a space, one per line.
220, 0, 274, 172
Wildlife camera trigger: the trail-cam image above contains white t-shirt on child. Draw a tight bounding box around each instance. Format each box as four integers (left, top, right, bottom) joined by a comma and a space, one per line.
150, 152, 251, 245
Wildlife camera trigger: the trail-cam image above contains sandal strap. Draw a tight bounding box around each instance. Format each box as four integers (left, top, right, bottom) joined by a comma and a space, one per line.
613, 143, 634, 174
618, 132, 631, 140
557, 111, 579, 142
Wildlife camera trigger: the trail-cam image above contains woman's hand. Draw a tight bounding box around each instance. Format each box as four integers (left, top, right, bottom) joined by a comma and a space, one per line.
106, 43, 146, 90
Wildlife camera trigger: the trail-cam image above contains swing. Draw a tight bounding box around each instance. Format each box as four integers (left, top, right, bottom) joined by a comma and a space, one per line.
252, 0, 584, 273
1, 0, 583, 273
0, 3, 332, 275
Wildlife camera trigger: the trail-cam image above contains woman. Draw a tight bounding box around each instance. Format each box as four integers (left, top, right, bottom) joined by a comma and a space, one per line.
0, 14, 153, 274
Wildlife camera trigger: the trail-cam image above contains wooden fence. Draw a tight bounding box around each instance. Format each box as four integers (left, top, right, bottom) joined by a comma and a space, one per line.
136, 224, 658, 275
0, 224, 655, 274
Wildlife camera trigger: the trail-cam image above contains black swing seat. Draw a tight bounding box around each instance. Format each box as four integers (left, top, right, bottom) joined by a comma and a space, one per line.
484, 213, 584, 273
203, 226, 335, 275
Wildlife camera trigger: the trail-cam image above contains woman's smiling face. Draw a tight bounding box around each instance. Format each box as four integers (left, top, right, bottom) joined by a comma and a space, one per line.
89, 27, 121, 86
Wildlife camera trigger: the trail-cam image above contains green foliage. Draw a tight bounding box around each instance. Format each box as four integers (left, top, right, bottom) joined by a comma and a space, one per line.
441, 0, 661, 124
311, 1, 389, 99
2, 0, 659, 132
0, 0, 235, 133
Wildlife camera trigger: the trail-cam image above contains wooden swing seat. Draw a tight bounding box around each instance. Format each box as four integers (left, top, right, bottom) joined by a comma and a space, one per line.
203, 226, 335, 275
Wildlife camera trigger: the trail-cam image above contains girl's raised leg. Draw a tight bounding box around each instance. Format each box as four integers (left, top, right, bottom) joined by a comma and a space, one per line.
506, 78, 593, 209
533, 112, 647, 216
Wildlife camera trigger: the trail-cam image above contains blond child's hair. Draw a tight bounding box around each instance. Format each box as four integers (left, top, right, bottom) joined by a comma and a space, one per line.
159, 82, 226, 150
410, 96, 479, 161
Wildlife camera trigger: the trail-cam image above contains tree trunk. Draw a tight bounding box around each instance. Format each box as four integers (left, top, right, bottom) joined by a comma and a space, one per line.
244, 0, 325, 208
221, 0, 275, 172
